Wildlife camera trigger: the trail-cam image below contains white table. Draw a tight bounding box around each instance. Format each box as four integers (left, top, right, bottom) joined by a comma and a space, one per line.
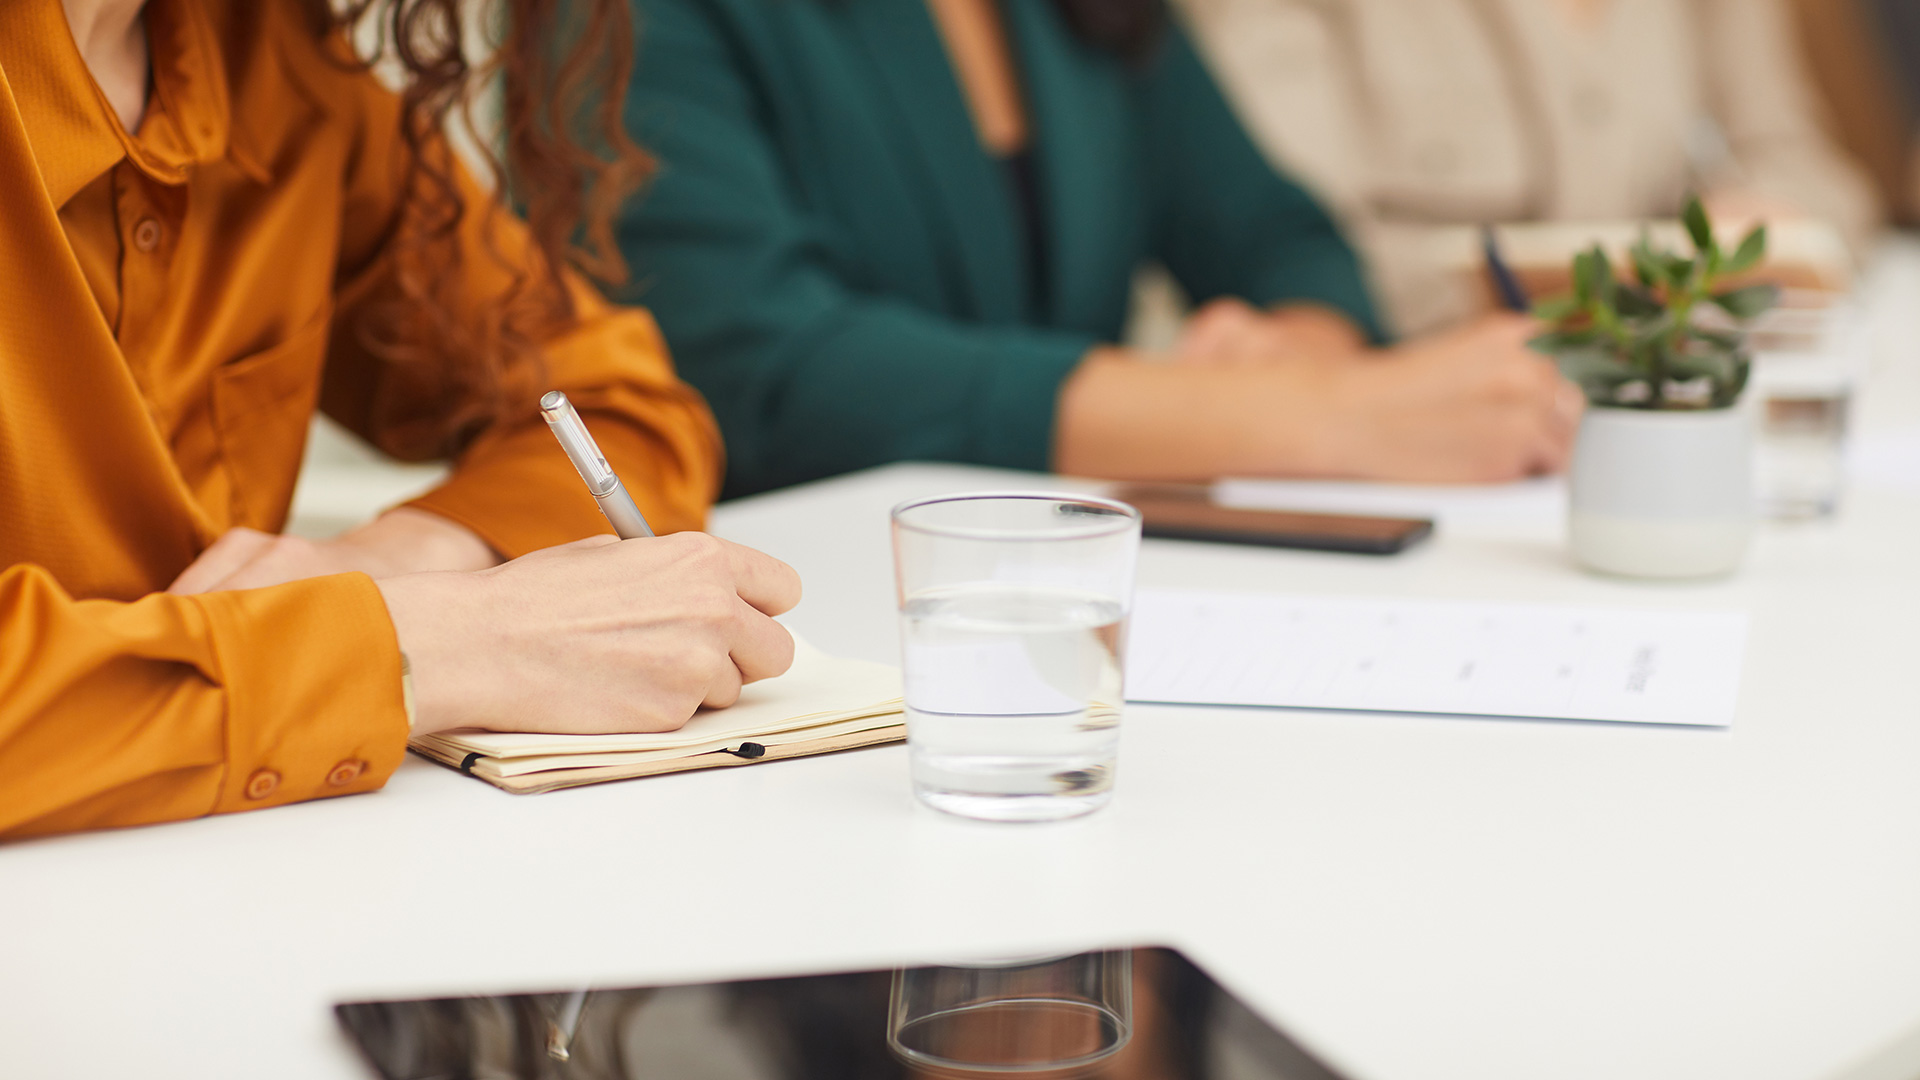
5, 251, 1920, 1080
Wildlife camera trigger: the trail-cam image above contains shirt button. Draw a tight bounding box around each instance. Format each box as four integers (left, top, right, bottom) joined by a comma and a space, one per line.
326, 760, 367, 788
131, 217, 163, 253
244, 769, 281, 800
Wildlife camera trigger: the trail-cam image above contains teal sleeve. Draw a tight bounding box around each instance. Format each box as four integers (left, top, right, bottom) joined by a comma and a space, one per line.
1141, 27, 1388, 344
616, 0, 1095, 497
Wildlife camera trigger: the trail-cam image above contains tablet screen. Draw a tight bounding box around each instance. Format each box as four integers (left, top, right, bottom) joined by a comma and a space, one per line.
336, 946, 1346, 1080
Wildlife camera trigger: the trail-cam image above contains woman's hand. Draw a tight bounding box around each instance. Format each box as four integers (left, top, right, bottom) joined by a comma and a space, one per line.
378, 532, 802, 736
1056, 313, 1581, 483
1175, 299, 1368, 367
168, 508, 500, 594
1328, 314, 1585, 481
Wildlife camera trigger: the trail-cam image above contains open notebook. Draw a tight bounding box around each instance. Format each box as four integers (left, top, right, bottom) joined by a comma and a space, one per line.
411, 636, 904, 794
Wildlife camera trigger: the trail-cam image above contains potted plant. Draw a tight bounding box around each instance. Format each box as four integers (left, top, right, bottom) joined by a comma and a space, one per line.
1530, 197, 1779, 578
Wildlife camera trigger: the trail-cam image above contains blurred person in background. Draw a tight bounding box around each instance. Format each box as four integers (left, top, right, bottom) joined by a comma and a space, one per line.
0, 0, 799, 839
1181, 0, 1883, 336
1788, 0, 1920, 225
615, 0, 1586, 499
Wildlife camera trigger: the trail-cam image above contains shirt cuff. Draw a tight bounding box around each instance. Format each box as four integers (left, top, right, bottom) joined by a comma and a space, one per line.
196, 572, 410, 813
974, 330, 1101, 473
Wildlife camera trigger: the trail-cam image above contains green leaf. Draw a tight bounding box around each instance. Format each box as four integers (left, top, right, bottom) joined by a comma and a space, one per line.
1590, 246, 1617, 308
1710, 283, 1781, 320
1529, 329, 1603, 356
1683, 195, 1714, 255
1613, 284, 1662, 317
1572, 250, 1596, 307
1629, 309, 1674, 342
1531, 296, 1582, 322
1629, 234, 1662, 288
1553, 346, 1640, 407
1687, 327, 1743, 350
1723, 225, 1768, 276
1721, 352, 1753, 406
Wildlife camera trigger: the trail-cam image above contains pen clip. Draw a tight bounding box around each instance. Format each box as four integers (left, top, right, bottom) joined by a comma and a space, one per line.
540, 391, 618, 496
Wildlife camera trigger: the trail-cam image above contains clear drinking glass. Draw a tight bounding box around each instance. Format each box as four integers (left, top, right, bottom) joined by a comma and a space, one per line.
890, 493, 1142, 823
1756, 379, 1852, 519
887, 951, 1134, 1075
1749, 300, 1865, 519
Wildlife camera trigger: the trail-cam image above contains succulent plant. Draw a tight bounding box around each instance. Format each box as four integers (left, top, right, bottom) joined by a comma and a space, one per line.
1529, 196, 1780, 410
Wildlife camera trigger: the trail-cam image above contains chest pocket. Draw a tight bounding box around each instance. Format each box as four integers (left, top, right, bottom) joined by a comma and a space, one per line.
209, 302, 333, 532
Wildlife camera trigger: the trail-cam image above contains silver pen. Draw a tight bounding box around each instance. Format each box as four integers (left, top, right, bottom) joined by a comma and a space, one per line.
546, 987, 592, 1062
539, 391, 655, 539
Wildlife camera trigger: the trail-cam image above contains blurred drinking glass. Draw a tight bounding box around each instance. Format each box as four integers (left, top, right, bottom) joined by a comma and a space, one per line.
888, 951, 1134, 1076
1748, 297, 1866, 520
891, 493, 1141, 823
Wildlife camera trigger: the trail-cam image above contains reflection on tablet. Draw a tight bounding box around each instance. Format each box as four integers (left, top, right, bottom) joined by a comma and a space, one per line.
335, 947, 1348, 1079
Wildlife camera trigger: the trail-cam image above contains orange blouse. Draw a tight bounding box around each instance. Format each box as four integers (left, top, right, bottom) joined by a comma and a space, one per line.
0, 0, 723, 838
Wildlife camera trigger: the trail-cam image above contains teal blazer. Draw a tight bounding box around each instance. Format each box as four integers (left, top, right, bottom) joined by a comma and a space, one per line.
619, 0, 1383, 497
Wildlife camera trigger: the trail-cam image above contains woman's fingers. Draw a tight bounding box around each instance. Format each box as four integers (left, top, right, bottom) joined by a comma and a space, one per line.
1176, 298, 1263, 363
730, 600, 798, 685
700, 654, 746, 710
167, 528, 277, 594
723, 539, 803, 617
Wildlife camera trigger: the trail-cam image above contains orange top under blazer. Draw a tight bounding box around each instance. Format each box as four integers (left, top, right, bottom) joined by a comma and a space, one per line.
0, 0, 723, 839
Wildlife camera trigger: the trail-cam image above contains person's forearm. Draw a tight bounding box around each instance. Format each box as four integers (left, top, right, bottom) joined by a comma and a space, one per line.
1053, 315, 1581, 484
334, 507, 501, 576
1052, 347, 1348, 480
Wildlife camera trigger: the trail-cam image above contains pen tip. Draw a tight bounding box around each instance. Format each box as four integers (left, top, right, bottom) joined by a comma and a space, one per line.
540, 390, 567, 411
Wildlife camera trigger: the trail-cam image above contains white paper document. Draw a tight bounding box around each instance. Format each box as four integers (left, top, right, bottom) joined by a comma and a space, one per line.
1211, 477, 1566, 533
1126, 589, 1748, 727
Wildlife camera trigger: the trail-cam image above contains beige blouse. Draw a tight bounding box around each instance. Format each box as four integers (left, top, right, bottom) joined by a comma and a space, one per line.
1180, 0, 1881, 334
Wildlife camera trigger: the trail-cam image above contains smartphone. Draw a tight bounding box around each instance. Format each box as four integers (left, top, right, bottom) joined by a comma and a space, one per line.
1112, 484, 1433, 556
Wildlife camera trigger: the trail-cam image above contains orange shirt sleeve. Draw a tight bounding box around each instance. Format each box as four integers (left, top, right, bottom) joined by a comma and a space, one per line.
0, 565, 408, 840
317, 82, 723, 556
406, 259, 723, 555
0, 2, 719, 841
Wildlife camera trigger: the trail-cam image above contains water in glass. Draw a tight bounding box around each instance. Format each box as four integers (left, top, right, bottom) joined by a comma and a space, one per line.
1758, 389, 1850, 518
902, 584, 1125, 822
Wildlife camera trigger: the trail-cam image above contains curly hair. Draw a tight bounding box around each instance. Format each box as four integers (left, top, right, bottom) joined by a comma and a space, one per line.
303, 0, 652, 452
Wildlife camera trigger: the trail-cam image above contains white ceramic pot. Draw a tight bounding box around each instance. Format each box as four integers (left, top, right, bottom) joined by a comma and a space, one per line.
1568, 404, 1755, 579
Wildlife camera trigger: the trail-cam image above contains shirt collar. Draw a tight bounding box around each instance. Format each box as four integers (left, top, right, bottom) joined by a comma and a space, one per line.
0, 0, 238, 209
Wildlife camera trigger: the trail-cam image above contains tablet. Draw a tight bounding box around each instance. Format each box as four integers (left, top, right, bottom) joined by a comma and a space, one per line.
336, 946, 1347, 1079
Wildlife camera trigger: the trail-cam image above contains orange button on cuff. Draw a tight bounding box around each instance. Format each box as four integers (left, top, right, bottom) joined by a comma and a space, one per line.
243, 769, 280, 800
326, 760, 367, 788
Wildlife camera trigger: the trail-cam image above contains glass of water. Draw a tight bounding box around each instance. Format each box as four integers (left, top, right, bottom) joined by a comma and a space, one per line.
1749, 299, 1866, 519
891, 492, 1141, 823
887, 950, 1134, 1074
1756, 376, 1853, 519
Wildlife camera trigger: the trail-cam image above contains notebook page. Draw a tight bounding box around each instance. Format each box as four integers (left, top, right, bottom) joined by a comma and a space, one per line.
1126, 589, 1747, 727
